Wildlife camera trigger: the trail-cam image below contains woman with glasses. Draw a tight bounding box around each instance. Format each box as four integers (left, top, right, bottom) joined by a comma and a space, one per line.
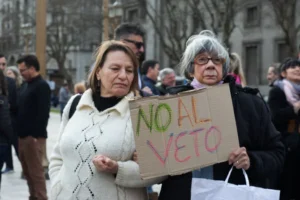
157, 30, 285, 200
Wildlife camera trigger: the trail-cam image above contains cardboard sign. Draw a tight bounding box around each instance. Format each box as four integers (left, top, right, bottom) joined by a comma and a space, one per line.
129, 84, 239, 179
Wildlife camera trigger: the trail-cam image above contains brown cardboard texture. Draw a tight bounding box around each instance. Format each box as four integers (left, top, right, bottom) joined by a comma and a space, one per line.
129, 84, 239, 179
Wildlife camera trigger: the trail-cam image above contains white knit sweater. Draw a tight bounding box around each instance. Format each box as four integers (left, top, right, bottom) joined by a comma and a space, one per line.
49, 89, 165, 200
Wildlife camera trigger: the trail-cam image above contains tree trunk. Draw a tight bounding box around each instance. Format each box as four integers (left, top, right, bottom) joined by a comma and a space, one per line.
58, 61, 74, 93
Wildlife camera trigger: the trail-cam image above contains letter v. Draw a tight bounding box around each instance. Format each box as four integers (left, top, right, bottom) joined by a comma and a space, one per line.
147, 133, 174, 166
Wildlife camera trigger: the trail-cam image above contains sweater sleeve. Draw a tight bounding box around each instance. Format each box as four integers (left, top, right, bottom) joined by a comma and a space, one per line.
247, 97, 285, 182
33, 82, 51, 137
115, 160, 166, 188
49, 95, 79, 187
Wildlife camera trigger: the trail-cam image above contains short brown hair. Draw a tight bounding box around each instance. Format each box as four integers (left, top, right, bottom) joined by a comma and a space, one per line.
88, 40, 139, 94
74, 82, 86, 94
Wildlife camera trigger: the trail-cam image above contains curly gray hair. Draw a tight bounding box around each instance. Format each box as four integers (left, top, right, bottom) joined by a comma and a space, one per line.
179, 30, 230, 79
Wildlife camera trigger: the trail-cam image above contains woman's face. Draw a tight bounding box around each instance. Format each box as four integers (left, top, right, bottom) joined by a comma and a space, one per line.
192, 52, 224, 85
282, 66, 300, 83
96, 51, 135, 97
6, 69, 16, 79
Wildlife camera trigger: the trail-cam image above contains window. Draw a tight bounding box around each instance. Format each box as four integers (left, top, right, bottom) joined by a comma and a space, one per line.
245, 6, 259, 27
127, 9, 138, 22
244, 42, 262, 85
277, 43, 289, 63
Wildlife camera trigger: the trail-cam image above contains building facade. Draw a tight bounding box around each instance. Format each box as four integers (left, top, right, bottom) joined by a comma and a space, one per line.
120, 0, 300, 95
0, 0, 102, 84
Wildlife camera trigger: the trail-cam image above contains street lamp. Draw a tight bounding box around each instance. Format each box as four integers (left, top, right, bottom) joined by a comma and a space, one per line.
109, 0, 123, 37
21, 23, 33, 55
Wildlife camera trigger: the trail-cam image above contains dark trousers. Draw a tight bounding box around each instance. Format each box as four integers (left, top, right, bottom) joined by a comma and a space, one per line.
279, 151, 300, 200
4, 130, 18, 169
0, 144, 9, 189
19, 136, 47, 200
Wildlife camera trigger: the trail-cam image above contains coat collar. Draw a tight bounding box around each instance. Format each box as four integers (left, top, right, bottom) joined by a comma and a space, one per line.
77, 89, 132, 117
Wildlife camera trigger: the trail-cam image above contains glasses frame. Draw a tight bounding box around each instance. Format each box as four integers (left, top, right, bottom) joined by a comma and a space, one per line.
193, 56, 225, 66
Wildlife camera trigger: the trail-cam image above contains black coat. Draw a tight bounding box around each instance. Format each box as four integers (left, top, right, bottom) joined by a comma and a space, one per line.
158, 76, 285, 200
268, 85, 300, 199
0, 94, 13, 144
6, 76, 17, 117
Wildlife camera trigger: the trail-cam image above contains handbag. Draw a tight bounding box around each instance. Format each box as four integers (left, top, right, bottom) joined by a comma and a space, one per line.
191, 167, 280, 200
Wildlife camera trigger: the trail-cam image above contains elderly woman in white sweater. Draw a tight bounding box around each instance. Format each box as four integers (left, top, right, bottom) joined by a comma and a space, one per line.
49, 41, 164, 200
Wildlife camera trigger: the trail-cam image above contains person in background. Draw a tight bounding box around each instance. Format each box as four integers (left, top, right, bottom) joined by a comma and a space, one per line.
0, 69, 13, 189
1, 66, 23, 175
157, 30, 285, 200
141, 60, 160, 95
268, 59, 300, 200
114, 22, 152, 96
74, 82, 86, 94
49, 41, 164, 200
17, 55, 51, 200
156, 68, 176, 95
267, 63, 281, 86
228, 52, 246, 87
5, 66, 23, 89
0, 54, 17, 174
59, 82, 71, 117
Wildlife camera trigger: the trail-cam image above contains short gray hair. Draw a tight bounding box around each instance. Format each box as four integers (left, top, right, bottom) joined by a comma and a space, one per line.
179, 30, 230, 78
159, 68, 175, 81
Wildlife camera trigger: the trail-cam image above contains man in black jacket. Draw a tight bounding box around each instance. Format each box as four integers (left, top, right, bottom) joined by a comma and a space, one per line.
0, 54, 18, 174
17, 55, 50, 200
157, 31, 285, 200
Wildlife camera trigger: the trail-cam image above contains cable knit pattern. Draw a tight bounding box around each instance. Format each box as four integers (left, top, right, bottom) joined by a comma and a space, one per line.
49, 89, 165, 200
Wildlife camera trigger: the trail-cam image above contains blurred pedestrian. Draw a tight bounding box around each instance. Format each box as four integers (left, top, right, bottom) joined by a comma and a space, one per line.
2, 66, 23, 174
141, 60, 160, 95
59, 82, 71, 117
74, 82, 86, 94
267, 63, 280, 86
157, 68, 176, 95
228, 52, 246, 87
268, 58, 300, 200
0, 69, 13, 189
0, 54, 18, 174
17, 55, 50, 200
49, 41, 164, 200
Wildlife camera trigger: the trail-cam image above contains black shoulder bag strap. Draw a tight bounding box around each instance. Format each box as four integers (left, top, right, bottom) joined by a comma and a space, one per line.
68, 95, 81, 119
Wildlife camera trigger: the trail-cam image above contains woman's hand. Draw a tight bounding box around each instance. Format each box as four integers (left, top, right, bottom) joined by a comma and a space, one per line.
93, 155, 118, 174
228, 147, 250, 170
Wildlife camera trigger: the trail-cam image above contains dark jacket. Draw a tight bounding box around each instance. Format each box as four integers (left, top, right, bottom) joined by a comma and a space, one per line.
268, 85, 300, 199
0, 94, 13, 144
17, 75, 51, 138
268, 86, 300, 149
156, 84, 168, 95
158, 76, 285, 200
6, 76, 18, 117
142, 76, 160, 95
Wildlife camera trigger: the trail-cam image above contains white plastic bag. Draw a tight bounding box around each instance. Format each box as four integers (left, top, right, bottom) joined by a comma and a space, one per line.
191, 167, 280, 200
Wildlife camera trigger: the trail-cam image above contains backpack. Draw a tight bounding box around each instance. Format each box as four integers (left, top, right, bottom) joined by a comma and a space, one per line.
68, 95, 81, 119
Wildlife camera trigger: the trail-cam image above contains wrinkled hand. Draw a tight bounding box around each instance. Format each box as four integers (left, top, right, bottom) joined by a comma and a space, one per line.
142, 87, 153, 95
228, 147, 250, 170
132, 151, 138, 163
93, 155, 118, 174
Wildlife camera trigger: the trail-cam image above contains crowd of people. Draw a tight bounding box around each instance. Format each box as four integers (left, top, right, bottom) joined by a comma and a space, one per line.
0, 22, 300, 200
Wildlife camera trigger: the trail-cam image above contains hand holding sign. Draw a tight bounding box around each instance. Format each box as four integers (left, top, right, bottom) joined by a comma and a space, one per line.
93, 155, 119, 174
228, 147, 250, 170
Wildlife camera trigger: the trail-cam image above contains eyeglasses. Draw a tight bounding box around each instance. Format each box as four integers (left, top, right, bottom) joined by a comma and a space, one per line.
123, 39, 144, 49
0, 63, 6, 66
193, 56, 225, 65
